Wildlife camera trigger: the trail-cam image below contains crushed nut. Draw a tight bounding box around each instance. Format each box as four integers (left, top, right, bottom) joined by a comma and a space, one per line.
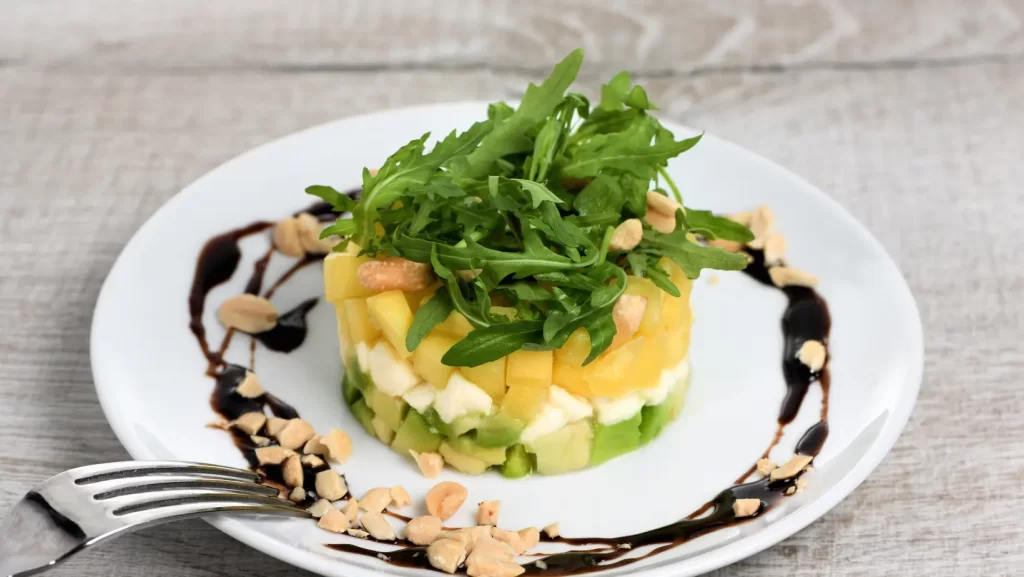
785, 486, 796, 495
357, 257, 434, 293
255, 446, 296, 466
301, 454, 325, 468
707, 238, 744, 253
288, 487, 306, 503
428, 539, 468, 574
218, 294, 278, 334
273, 216, 305, 258
768, 266, 818, 288
265, 417, 289, 437
276, 419, 316, 450
317, 509, 351, 533
770, 454, 815, 481
796, 340, 827, 372
746, 205, 775, 249
250, 435, 270, 447
235, 371, 264, 399
727, 211, 753, 227
440, 527, 490, 551
347, 528, 369, 539
360, 487, 393, 514
611, 294, 647, 348
307, 499, 334, 518
343, 499, 359, 522
390, 486, 412, 508
404, 515, 443, 545
232, 411, 266, 435
410, 450, 445, 478
470, 534, 516, 561
646, 191, 681, 216
643, 209, 676, 234
795, 477, 808, 493
490, 528, 527, 555
282, 455, 304, 488
425, 481, 469, 521
296, 212, 335, 254
542, 522, 560, 539
303, 435, 326, 455
360, 511, 396, 541
315, 469, 348, 501
756, 458, 776, 477
476, 500, 500, 526
608, 219, 643, 251
320, 429, 353, 463
517, 527, 540, 551
732, 498, 761, 518
763, 232, 786, 265
466, 554, 524, 577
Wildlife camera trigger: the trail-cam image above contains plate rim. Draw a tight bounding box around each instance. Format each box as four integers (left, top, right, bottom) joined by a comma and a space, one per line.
90, 100, 924, 577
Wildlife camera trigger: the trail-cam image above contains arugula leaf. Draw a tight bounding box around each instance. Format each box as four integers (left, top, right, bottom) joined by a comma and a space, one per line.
682, 209, 755, 242
442, 321, 544, 367
305, 185, 355, 212
562, 131, 704, 179
646, 260, 681, 297
406, 291, 453, 351
641, 228, 750, 278
512, 179, 564, 208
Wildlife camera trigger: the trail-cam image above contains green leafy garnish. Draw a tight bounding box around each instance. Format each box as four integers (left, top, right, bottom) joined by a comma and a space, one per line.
311, 50, 752, 366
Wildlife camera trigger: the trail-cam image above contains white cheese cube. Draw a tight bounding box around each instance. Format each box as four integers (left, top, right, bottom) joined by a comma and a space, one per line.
434, 373, 493, 423
402, 384, 438, 413
368, 341, 421, 397
549, 385, 593, 422
520, 403, 569, 444
592, 393, 645, 425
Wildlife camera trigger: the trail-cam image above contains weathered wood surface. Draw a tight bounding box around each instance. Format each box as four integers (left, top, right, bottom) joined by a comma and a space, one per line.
1, 1, 1023, 575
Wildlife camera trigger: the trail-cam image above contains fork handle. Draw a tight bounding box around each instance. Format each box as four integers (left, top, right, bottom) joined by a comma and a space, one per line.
0, 493, 88, 577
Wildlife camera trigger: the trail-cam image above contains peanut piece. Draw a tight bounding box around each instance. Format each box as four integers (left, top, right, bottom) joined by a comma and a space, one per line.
643, 209, 676, 234
347, 528, 369, 539
360, 511, 396, 541
232, 411, 266, 435
746, 205, 775, 249
303, 435, 325, 455
770, 454, 814, 481
218, 294, 278, 334
307, 499, 334, 518
727, 211, 753, 227
797, 340, 827, 372
360, 487, 393, 514
466, 556, 525, 577
428, 539, 468, 574
301, 454, 325, 468
707, 238, 744, 253
282, 455, 303, 488
235, 371, 264, 399
518, 527, 539, 551
276, 419, 316, 450
265, 417, 289, 437
343, 499, 359, 522
404, 515, 443, 545
357, 257, 434, 293
390, 485, 412, 508
542, 523, 560, 539
315, 469, 347, 501
608, 218, 642, 251
763, 232, 786, 265
288, 487, 306, 503
320, 429, 353, 463
490, 528, 527, 555
296, 212, 335, 254
756, 458, 776, 477
250, 435, 270, 446
440, 527, 490, 551
254, 446, 295, 466
646, 191, 681, 216
795, 477, 809, 493
425, 481, 469, 521
611, 294, 647, 349
768, 266, 819, 288
273, 217, 305, 258
470, 534, 515, 561
733, 498, 761, 518
410, 450, 445, 478
318, 509, 350, 533
476, 500, 500, 526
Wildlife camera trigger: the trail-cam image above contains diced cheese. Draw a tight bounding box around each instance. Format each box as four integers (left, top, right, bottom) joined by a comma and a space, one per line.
641, 370, 675, 406
368, 341, 421, 397
355, 342, 371, 372
592, 393, 645, 425
520, 403, 569, 444
434, 373, 493, 423
402, 384, 438, 413
549, 385, 593, 422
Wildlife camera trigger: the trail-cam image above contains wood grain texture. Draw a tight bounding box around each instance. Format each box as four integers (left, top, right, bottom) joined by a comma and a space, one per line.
1, 1, 1023, 576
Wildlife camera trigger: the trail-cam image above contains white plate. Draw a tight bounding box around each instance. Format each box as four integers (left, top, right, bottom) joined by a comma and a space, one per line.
90, 102, 923, 577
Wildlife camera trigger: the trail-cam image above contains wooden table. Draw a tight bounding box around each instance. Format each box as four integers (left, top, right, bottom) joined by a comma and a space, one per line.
2, 1, 1022, 575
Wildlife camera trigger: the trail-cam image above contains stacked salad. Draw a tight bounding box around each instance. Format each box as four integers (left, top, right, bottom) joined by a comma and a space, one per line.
310, 49, 753, 477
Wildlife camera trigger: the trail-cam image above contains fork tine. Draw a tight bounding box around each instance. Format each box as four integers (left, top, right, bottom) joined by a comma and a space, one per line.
109, 492, 301, 516
90, 477, 281, 500
71, 461, 260, 485
109, 493, 310, 528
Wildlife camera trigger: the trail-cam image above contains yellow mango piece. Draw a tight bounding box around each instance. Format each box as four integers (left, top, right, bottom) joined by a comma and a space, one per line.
584, 337, 644, 397
500, 383, 549, 422
435, 311, 474, 339
366, 290, 414, 358
633, 333, 664, 389
335, 303, 353, 362
555, 328, 591, 367
341, 298, 381, 345
404, 283, 439, 314
663, 320, 691, 367
412, 333, 457, 389
626, 276, 664, 337
460, 358, 507, 403
324, 253, 375, 301
506, 349, 553, 389
553, 362, 592, 398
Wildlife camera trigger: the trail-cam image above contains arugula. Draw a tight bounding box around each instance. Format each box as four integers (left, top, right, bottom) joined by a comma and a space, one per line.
311, 49, 753, 366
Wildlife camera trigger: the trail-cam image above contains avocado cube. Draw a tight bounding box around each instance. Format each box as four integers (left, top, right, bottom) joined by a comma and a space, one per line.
638, 403, 671, 446
473, 413, 525, 448
391, 410, 443, 454
350, 398, 376, 438
590, 412, 642, 466
500, 444, 534, 479
450, 435, 508, 466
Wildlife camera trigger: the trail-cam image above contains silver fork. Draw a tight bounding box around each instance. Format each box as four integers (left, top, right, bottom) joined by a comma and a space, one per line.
0, 461, 311, 577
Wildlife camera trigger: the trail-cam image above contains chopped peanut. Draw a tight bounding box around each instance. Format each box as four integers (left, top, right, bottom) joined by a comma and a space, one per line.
390, 486, 412, 508
707, 238, 744, 253
404, 515, 443, 545
795, 477, 809, 493
321, 429, 353, 463
303, 435, 326, 455
466, 554, 524, 577
357, 257, 434, 293
608, 219, 643, 251
768, 266, 819, 288
770, 454, 814, 481
288, 487, 306, 503
797, 340, 827, 372
440, 527, 490, 551
250, 435, 270, 446
301, 454, 325, 468
360, 487, 393, 514
282, 455, 303, 488
611, 294, 647, 348
276, 419, 316, 450
296, 212, 335, 254
318, 509, 351, 533
410, 450, 445, 478
343, 499, 359, 522
218, 295, 278, 334
254, 446, 295, 466
360, 511, 396, 541
235, 371, 264, 399
425, 481, 469, 521
518, 527, 540, 551
307, 499, 334, 518
542, 523, 560, 539
265, 417, 289, 437
490, 528, 527, 555
315, 469, 347, 501
746, 205, 775, 249
273, 216, 305, 258
471, 534, 515, 561
347, 528, 369, 539
733, 498, 761, 518
232, 411, 266, 435
763, 232, 786, 265
756, 458, 776, 477
428, 539, 468, 574
476, 500, 500, 526
646, 191, 681, 216
643, 210, 676, 234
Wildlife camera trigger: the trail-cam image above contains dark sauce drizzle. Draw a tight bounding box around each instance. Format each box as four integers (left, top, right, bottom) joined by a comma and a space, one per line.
189, 199, 832, 574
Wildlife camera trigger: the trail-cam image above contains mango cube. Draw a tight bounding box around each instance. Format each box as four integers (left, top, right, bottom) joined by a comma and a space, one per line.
553, 362, 592, 398
412, 333, 457, 389
500, 383, 549, 422
366, 290, 414, 358
555, 328, 591, 367
460, 357, 507, 403
342, 298, 380, 345
324, 253, 375, 301
584, 337, 644, 397
506, 349, 553, 389
633, 333, 664, 389
435, 311, 474, 339
663, 321, 691, 367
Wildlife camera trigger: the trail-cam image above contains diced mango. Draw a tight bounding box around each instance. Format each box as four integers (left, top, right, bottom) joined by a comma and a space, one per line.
342, 298, 380, 345
626, 276, 664, 337
335, 304, 353, 362
366, 290, 414, 358
553, 362, 592, 398
506, 349, 553, 389
500, 384, 549, 422
404, 283, 438, 314
664, 320, 691, 367
435, 311, 474, 339
555, 328, 591, 367
324, 253, 375, 301
633, 333, 664, 389
460, 357, 507, 403
584, 337, 644, 397
412, 333, 457, 389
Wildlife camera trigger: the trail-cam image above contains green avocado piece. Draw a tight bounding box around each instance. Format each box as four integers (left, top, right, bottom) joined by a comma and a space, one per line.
590, 412, 643, 466
450, 435, 508, 466
500, 444, 533, 479
365, 388, 408, 432
438, 442, 488, 475
638, 402, 671, 446
473, 413, 525, 448
391, 410, 443, 455
530, 421, 593, 475
350, 398, 376, 438
421, 409, 483, 439
341, 371, 362, 406
372, 416, 396, 445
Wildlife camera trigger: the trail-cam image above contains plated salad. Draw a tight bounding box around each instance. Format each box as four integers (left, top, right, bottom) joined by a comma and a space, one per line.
310, 49, 754, 477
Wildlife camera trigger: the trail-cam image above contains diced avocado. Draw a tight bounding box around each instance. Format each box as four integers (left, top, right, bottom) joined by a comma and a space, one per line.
421, 408, 456, 437
438, 442, 489, 475
372, 416, 396, 445
346, 362, 370, 393
530, 421, 592, 475
590, 412, 642, 466
451, 414, 483, 437
473, 413, 525, 448
668, 375, 690, 420
638, 402, 671, 446
365, 388, 408, 432
500, 444, 533, 479
421, 409, 482, 439
391, 410, 443, 455
350, 398, 376, 438
450, 435, 508, 466
341, 372, 362, 406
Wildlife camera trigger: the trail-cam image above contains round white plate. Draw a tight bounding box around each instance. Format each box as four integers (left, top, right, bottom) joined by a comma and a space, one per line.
91, 102, 923, 577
